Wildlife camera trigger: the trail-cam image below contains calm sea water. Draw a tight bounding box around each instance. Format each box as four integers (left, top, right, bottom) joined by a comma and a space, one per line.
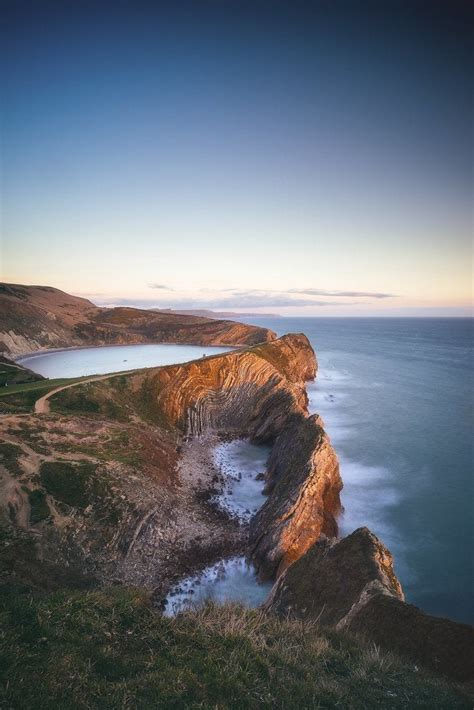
246, 317, 473, 625
17, 343, 232, 378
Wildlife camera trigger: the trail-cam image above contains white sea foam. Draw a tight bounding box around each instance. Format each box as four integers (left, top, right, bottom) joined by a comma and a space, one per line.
310, 358, 405, 574
164, 439, 271, 615
211, 439, 270, 522
164, 556, 272, 616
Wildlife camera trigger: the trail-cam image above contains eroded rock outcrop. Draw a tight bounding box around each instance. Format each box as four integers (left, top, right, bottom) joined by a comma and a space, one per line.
46, 333, 342, 584
115, 334, 341, 577
249, 415, 342, 579
263, 527, 403, 622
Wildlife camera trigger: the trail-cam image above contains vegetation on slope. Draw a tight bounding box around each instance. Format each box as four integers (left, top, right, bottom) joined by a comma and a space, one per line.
0, 376, 87, 413
0, 575, 470, 710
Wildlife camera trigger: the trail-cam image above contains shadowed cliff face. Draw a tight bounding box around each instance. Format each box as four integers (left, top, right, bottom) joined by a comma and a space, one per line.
0, 283, 275, 356
264, 527, 403, 624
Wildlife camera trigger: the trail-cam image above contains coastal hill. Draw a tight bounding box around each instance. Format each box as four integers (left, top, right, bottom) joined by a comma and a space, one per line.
152, 307, 279, 319
0, 283, 276, 357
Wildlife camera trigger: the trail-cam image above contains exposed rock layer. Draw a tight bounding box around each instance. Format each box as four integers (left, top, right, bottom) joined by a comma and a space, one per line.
249, 414, 342, 578
127, 333, 316, 439
0, 283, 275, 356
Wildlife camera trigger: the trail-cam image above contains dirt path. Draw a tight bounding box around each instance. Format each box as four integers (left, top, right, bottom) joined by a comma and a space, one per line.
34, 370, 136, 414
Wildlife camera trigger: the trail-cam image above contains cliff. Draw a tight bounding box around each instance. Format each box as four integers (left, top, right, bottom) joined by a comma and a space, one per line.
49, 334, 341, 576
249, 414, 342, 578
0, 283, 275, 356
264, 527, 474, 682
264, 528, 404, 623
1, 334, 341, 597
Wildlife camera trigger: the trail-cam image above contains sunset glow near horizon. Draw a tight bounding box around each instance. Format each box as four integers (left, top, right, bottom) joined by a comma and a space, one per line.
1, 1, 472, 316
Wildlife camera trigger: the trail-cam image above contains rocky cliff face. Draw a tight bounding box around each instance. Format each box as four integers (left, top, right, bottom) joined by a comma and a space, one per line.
0, 283, 275, 356
117, 333, 341, 577
249, 414, 342, 579
123, 333, 316, 440
264, 527, 473, 682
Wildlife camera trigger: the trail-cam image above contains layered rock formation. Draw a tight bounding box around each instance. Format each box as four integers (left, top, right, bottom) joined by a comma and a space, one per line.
47, 333, 342, 579
264, 527, 474, 682
0, 283, 275, 357
124, 333, 317, 438
249, 415, 342, 578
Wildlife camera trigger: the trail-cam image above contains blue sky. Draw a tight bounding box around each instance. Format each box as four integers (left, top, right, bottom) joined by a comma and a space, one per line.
1, 0, 472, 315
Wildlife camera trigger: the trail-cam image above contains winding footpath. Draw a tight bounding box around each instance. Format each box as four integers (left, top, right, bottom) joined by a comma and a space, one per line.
34, 370, 136, 414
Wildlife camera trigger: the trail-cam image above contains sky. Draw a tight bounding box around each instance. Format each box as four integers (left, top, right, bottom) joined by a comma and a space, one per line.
1, 0, 472, 316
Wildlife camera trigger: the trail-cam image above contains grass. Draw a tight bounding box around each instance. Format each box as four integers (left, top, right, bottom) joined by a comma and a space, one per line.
0, 376, 87, 413
50, 380, 130, 421
50, 374, 172, 428
0, 376, 85, 397
0, 361, 43, 387
0, 587, 470, 710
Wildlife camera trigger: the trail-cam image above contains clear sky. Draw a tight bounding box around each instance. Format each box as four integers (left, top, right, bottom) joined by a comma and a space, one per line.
1, 0, 472, 316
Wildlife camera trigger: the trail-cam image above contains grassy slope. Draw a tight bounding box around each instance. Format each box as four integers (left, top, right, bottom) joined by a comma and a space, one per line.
0, 376, 88, 414
0, 576, 470, 710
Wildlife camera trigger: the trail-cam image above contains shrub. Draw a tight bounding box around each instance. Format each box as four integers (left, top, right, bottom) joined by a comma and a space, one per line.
39, 461, 97, 509
28, 489, 50, 524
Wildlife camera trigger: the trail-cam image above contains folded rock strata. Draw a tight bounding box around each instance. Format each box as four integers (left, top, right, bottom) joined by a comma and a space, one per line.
249, 414, 342, 579
52, 334, 342, 575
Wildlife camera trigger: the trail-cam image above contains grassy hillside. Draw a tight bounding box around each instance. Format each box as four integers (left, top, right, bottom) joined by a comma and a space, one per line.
0, 570, 470, 709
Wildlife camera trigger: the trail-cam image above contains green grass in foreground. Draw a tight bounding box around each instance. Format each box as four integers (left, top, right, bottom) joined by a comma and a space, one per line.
0, 376, 85, 397
0, 376, 89, 413
0, 586, 470, 710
